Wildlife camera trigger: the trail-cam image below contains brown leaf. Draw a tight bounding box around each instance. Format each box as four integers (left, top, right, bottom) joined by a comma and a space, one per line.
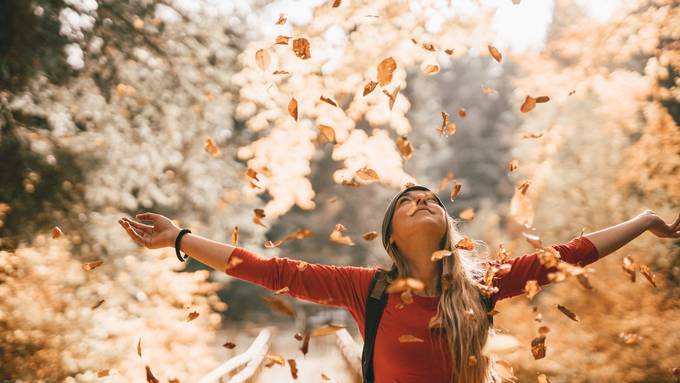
321, 373, 332, 381
261, 295, 296, 317
97, 370, 110, 377
91, 299, 105, 310
556, 304, 579, 322
51, 226, 63, 238
288, 98, 298, 121
458, 207, 474, 221
272, 69, 290, 75
450, 183, 462, 201
538, 247, 561, 268
137, 337, 142, 357
431, 250, 453, 261
82, 260, 104, 271
264, 354, 285, 367
396, 135, 413, 160
535, 96, 550, 103
311, 323, 345, 337
225, 254, 243, 270
421, 42, 436, 51
145, 366, 159, 383
255, 49, 270, 71
331, 0, 341, 7
525, 280, 541, 300
362, 231, 378, 240
439, 171, 454, 191
318, 125, 336, 144
488, 45, 502, 63
186, 311, 199, 322
355, 167, 379, 182
640, 264, 657, 287
382, 85, 400, 110
387, 278, 425, 294
292, 38, 311, 59
444, 48, 455, 55
423, 64, 440, 75
297, 260, 309, 271
377, 57, 397, 86
283, 228, 314, 242
230, 225, 239, 245
299, 331, 311, 355
274, 35, 290, 45
622, 255, 637, 282
275, 13, 287, 25
204, 137, 221, 156
523, 232, 542, 248
520, 96, 536, 113
508, 159, 519, 172
482, 85, 496, 95
320, 95, 338, 107
363, 80, 378, 96
288, 359, 298, 379
458, 108, 466, 117
531, 336, 546, 360
264, 239, 283, 248
455, 237, 475, 251
274, 286, 290, 295
222, 341, 236, 349
398, 334, 425, 343
330, 223, 355, 245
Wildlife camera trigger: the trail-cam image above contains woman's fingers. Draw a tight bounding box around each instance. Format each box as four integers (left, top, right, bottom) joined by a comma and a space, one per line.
121, 220, 147, 247
122, 217, 153, 233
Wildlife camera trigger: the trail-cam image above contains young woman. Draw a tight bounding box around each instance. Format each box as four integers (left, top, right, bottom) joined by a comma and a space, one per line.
118, 184, 680, 383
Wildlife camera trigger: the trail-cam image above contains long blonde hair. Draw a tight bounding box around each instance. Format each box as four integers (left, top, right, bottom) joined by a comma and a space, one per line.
384, 214, 501, 383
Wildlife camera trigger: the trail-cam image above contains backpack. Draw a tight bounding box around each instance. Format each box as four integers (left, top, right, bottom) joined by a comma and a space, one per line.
360, 269, 495, 383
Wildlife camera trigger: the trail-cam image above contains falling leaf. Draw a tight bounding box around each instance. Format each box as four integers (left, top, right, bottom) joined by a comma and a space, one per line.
556, 304, 579, 322
398, 334, 425, 343
444, 48, 455, 55
459, 207, 474, 221
273, 69, 290, 75
52, 226, 63, 238
299, 331, 311, 355
264, 354, 286, 367
512, 0, 521, 4
439, 171, 454, 191
382, 85, 400, 110
362, 231, 378, 240
520, 96, 537, 113
421, 42, 436, 51
318, 125, 336, 143
525, 280, 541, 300
522, 131, 544, 139
186, 311, 199, 322
531, 335, 547, 360
253, 208, 268, 228
618, 332, 642, 345
92, 299, 105, 310
331, 0, 341, 7
455, 237, 475, 251
204, 137, 221, 156
320, 95, 338, 107
283, 228, 314, 242
275, 13, 287, 25
288, 98, 298, 121
288, 359, 298, 379
488, 45, 502, 62
468, 355, 478, 366
297, 260, 309, 271
222, 341, 236, 349
511, 181, 534, 228
264, 239, 283, 248
145, 366, 159, 383
377, 57, 397, 86
387, 278, 425, 293
292, 38, 311, 59
137, 338, 142, 357
311, 323, 345, 337
255, 49, 270, 71
508, 159, 519, 172
482, 85, 496, 95
424, 64, 440, 75
568, 89, 576, 96
246, 168, 259, 182
330, 223, 355, 245
537, 374, 552, 383
640, 264, 657, 287
274, 286, 290, 295
576, 273, 593, 290
97, 370, 110, 377
261, 296, 296, 317
450, 182, 462, 201
321, 373, 332, 381
355, 167, 380, 182
538, 247, 560, 267
431, 250, 452, 261
396, 135, 413, 160
275, 35, 290, 45
363, 80, 378, 96
230, 226, 239, 245
82, 260, 104, 271
622, 255, 637, 282
535, 96, 550, 103
494, 359, 518, 382
458, 108, 466, 117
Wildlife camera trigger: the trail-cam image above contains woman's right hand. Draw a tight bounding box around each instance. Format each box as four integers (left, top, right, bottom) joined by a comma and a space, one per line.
117, 212, 181, 249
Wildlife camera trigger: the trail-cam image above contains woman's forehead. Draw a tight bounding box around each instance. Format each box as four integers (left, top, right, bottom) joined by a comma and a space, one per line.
398, 189, 435, 199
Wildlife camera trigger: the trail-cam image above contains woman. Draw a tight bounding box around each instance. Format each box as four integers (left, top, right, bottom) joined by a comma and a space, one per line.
118, 184, 680, 383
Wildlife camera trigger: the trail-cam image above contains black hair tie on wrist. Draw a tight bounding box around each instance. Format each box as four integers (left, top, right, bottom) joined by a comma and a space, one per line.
175, 228, 192, 262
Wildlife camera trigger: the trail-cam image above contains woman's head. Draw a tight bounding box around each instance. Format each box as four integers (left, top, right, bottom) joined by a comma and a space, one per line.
380, 184, 500, 383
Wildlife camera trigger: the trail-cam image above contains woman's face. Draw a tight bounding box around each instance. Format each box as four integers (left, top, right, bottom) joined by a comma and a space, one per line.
389, 190, 447, 249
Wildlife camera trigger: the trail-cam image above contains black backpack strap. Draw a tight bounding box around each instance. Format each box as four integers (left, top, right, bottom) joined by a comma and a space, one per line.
480, 294, 495, 326
361, 269, 389, 383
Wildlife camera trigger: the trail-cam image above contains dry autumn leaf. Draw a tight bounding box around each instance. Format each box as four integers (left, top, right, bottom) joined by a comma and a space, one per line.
225, 254, 243, 270
424, 64, 440, 75
508, 159, 519, 172
51, 226, 62, 238
330, 223, 355, 245
488, 45, 502, 62
556, 304, 579, 322
396, 135, 413, 160
431, 250, 452, 261
145, 365, 159, 383
82, 260, 103, 271
318, 125, 336, 143
230, 225, 239, 245
622, 255, 637, 282
311, 323, 345, 337
331, 0, 341, 7
288, 359, 298, 379
253, 208, 268, 228
383, 86, 400, 110
387, 277, 425, 293
275, 13, 287, 25
97, 370, 110, 377
531, 335, 547, 360
439, 171, 454, 191
288, 98, 298, 121
363, 80, 378, 96
320, 95, 338, 107
482, 85, 496, 95
273, 69, 289, 75
525, 280, 541, 300
444, 48, 455, 55
377, 57, 397, 86
186, 311, 199, 322
450, 182, 462, 201
255, 49, 270, 71
261, 295, 296, 317
640, 264, 657, 287
355, 167, 379, 182
275, 35, 290, 45
455, 237, 474, 251
264, 354, 285, 367
292, 38, 311, 59
421, 42, 436, 51
137, 337, 142, 357
458, 108, 466, 117
362, 231, 378, 240
223, 341, 236, 349
520, 96, 537, 113
204, 137, 221, 156
264, 239, 283, 248
458, 207, 474, 221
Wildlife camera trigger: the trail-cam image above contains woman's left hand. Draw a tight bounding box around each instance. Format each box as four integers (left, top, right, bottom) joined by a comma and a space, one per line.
639, 209, 680, 238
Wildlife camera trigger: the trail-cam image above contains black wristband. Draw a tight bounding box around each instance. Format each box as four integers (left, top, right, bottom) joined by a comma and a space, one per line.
175, 228, 192, 262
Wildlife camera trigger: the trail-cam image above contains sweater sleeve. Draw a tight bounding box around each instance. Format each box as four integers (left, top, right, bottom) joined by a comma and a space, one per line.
224, 246, 375, 318
491, 236, 600, 303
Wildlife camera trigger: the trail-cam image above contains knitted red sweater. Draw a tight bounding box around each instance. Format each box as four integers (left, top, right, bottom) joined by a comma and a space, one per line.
225, 235, 600, 382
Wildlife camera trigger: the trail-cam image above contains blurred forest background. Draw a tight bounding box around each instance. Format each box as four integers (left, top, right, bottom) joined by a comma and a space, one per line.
0, 0, 678, 382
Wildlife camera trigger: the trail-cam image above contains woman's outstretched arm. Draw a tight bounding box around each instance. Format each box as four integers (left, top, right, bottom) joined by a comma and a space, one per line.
118, 212, 375, 315
491, 210, 680, 302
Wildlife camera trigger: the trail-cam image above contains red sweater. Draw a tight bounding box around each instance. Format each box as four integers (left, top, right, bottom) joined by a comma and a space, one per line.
225, 236, 600, 382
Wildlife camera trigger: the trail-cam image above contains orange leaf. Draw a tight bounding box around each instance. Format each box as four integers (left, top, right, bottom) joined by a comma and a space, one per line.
377, 57, 397, 86
255, 49, 270, 71
398, 334, 425, 343
82, 260, 104, 271
488, 45, 502, 63
292, 38, 311, 59
520, 96, 536, 113
288, 98, 298, 121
